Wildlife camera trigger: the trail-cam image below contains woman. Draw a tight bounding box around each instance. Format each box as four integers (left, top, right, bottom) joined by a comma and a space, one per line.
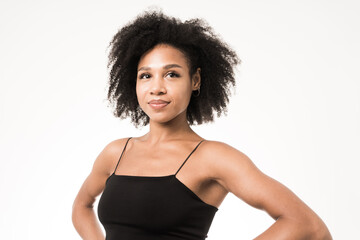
72, 10, 332, 240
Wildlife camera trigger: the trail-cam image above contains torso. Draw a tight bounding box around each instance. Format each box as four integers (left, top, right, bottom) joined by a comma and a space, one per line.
108, 137, 229, 209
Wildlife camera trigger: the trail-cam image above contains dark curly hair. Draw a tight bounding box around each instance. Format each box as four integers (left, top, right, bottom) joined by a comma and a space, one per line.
106, 10, 240, 128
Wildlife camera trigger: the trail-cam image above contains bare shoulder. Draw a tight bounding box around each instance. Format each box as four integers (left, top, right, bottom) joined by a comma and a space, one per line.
72, 137, 131, 207
201, 140, 254, 172
201, 140, 250, 160
96, 137, 131, 175
201, 140, 259, 193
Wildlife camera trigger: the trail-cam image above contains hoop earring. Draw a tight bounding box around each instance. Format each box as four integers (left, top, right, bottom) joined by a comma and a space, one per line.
192, 88, 200, 97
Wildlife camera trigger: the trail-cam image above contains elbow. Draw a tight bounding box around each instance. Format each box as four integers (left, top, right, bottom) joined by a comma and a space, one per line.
307, 218, 332, 240
313, 225, 332, 240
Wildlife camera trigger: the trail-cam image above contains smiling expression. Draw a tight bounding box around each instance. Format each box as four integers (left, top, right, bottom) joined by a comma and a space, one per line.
136, 44, 200, 124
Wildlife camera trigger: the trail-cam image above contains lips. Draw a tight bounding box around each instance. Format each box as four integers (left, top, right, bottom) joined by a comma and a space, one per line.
148, 99, 170, 110
148, 99, 170, 104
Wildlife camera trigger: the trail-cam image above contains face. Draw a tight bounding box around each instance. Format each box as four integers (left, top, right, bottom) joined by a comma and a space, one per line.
136, 44, 201, 124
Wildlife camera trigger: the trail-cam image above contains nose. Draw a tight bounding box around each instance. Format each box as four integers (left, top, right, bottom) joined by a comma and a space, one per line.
150, 74, 166, 95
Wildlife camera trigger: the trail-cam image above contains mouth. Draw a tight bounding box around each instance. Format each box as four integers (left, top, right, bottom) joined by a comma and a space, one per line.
148, 101, 170, 110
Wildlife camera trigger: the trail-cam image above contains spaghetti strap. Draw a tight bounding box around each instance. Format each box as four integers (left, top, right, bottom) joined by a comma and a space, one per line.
175, 139, 205, 176
113, 137, 132, 174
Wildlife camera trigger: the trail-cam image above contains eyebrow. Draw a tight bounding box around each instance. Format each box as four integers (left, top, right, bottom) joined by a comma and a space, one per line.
137, 64, 183, 72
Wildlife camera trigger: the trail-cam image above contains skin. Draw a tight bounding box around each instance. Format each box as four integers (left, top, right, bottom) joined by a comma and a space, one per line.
72, 44, 332, 240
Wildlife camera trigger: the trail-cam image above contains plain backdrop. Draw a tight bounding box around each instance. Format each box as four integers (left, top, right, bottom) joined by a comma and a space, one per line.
1, 0, 359, 239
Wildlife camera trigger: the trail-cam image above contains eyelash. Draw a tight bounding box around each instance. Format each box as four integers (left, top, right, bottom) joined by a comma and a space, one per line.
139, 73, 151, 79
166, 72, 180, 78
138, 72, 180, 79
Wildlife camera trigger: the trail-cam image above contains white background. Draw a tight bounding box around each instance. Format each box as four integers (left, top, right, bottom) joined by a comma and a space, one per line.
1, 0, 359, 239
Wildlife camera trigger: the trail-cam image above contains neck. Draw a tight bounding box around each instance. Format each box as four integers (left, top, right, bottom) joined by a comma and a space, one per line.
143, 111, 196, 145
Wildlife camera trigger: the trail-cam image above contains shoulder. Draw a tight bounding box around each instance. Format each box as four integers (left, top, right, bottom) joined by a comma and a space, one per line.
73, 137, 133, 203
201, 140, 258, 191
201, 140, 251, 166
93, 137, 132, 175
102, 137, 131, 156
202, 139, 244, 153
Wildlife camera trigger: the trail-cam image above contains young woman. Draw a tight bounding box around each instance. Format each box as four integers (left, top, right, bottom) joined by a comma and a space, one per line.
72, 10, 332, 240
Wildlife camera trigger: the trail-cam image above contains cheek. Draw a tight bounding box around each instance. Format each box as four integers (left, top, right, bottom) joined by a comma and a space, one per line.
170, 86, 192, 108
136, 85, 146, 105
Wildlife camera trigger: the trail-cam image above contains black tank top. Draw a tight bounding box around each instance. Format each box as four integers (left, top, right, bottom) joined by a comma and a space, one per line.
98, 137, 218, 240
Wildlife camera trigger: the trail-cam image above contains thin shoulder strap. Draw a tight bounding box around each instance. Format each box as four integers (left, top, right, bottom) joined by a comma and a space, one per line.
113, 137, 132, 174
175, 139, 205, 176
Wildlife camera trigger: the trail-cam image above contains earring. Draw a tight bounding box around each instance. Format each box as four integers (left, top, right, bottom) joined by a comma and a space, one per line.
192, 88, 200, 97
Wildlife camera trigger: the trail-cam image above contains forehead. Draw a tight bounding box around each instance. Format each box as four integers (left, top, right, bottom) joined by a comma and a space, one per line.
137, 44, 189, 69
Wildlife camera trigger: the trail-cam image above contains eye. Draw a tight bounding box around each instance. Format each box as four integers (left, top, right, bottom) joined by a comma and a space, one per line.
166, 72, 180, 78
139, 73, 151, 79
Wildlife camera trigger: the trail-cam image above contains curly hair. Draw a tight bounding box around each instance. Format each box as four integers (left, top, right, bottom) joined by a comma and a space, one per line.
106, 10, 240, 128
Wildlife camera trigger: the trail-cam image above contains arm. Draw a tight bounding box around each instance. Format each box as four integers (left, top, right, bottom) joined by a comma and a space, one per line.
72, 139, 125, 240
206, 141, 332, 240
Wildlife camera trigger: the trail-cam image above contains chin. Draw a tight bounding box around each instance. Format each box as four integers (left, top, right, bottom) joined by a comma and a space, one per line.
148, 113, 182, 124
149, 117, 174, 124
144, 108, 186, 124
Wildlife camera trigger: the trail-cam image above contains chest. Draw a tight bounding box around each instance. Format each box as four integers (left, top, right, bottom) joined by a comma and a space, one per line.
98, 174, 218, 239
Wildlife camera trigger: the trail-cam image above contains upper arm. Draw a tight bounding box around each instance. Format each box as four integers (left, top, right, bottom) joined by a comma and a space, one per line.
73, 138, 126, 208
207, 141, 317, 222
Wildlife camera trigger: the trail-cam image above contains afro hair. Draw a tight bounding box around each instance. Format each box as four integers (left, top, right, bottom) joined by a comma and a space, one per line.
106, 10, 240, 128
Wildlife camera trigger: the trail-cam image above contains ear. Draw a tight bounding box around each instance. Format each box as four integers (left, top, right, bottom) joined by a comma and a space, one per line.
191, 68, 201, 90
